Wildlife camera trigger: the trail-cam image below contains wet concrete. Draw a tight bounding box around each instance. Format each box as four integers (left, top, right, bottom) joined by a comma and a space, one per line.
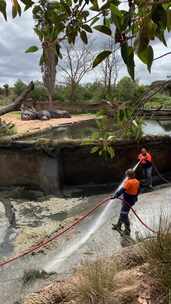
0, 185, 171, 303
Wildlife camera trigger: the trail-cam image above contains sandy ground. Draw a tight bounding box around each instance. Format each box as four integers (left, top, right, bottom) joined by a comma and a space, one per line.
3, 113, 95, 137
0, 185, 171, 304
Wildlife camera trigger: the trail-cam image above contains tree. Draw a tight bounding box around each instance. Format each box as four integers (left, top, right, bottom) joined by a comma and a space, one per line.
116, 77, 139, 102
101, 39, 120, 96
14, 80, 27, 96
58, 43, 92, 101
27, 0, 94, 108
3, 84, 9, 97
1, 0, 171, 81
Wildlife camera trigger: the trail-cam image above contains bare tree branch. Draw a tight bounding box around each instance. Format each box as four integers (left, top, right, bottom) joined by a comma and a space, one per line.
101, 38, 121, 95
58, 43, 93, 101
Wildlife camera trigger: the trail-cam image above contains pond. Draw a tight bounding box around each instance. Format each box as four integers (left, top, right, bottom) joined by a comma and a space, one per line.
32, 119, 171, 140
143, 120, 171, 136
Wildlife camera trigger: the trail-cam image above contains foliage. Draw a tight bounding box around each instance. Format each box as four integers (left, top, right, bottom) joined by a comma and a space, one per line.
84, 112, 116, 159
116, 108, 143, 140
145, 93, 171, 109
0, 120, 16, 137
14, 80, 27, 96
71, 257, 118, 304
31, 81, 48, 101
115, 77, 145, 102
142, 217, 171, 299
2, 0, 171, 82
84, 106, 143, 159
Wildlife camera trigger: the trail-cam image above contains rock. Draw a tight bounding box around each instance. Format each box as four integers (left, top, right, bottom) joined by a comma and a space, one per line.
37, 110, 51, 121
21, 109, 71, 121
49, 110, 71, 119
21, 110, 37, 120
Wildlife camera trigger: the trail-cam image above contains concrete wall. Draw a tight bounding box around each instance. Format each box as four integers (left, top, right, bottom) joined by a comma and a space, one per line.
0, 136, 170, 193
0, 148, 59, 193
61, 137, 171, 186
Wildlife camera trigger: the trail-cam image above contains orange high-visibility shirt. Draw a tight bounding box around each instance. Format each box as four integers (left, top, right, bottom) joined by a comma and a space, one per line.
138, 152, 152, 164
124, 178, 140, 195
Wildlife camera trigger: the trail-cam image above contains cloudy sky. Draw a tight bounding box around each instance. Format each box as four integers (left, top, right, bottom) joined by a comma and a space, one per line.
0, 5, 171, 86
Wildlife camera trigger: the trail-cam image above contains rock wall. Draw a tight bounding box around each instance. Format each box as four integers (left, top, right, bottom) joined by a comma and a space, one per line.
0, 136, 170, 193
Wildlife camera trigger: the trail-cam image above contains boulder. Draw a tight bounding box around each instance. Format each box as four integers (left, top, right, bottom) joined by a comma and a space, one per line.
50, 110, 71, 118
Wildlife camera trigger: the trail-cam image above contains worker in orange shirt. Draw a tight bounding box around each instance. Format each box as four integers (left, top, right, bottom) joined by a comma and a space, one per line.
138, 147, 153, 190
112, 169, 140, 236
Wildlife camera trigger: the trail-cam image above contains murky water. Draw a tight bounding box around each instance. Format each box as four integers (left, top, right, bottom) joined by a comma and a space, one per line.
143, 120, 171, 136
30, 119, 171, 141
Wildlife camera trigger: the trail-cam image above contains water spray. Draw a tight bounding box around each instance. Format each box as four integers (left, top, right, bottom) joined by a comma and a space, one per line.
45, 162, 140, 272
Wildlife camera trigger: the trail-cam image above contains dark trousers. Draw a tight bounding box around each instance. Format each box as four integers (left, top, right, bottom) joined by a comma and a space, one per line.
142, 166, 152, 187
117, 199, 134, 233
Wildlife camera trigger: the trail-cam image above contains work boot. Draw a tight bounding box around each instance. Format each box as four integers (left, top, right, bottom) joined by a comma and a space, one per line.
148, 185, 153, 191
124, 227, 131, 236
112, 224, 123, 235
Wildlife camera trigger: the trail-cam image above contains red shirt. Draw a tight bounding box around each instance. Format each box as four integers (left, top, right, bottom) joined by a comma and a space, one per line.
138, 152, 152, 168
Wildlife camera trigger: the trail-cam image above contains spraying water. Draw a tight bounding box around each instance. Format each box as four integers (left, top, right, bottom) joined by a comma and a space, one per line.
45, 162, 140, 272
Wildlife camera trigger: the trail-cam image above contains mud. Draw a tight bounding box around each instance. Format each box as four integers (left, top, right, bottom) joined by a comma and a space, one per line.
0, 185, 170, 304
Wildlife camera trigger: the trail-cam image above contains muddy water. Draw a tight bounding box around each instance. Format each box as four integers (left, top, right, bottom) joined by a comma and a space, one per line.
0, 185, 171, 304
29, 119, 171, 141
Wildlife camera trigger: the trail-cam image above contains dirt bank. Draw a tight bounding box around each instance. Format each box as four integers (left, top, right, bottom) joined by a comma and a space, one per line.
23, 244, 165, 304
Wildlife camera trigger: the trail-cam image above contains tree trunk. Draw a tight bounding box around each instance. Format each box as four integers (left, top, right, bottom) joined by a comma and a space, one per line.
47, 91, 53, 110
0, 81, 34, 116
42, 46, 57, 110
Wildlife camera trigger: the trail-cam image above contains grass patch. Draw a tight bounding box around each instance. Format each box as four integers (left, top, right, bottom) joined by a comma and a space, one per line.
0, 121, 17, 137
71, 257, 119, 304
141, 217, 171, 299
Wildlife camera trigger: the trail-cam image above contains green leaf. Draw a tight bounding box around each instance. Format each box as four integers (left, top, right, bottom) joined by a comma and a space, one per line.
21, 0, 34, 11
12, 5, 18, 18
91, 146, 99, 154
138, 45, 154, 72
167, 10, 171, 31
121, 42, 128, 65
82, 24, 92, 33
0, 0, 7, 20
110, 4, 122, 18
90, 16, 99, 26
121, 43, 135, 79
25, 46, 39, 53
157, 29, 167, 46
12, 0, 21, 18
80, 31, 88, 44
152, 4, 167, 29
93, 50, 112, 68
94, 25, 111, 36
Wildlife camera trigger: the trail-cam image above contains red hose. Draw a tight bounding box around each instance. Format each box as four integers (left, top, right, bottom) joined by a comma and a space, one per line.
118, 198, 157, 234
0, 195, 156, 268
0, 197, 109, 268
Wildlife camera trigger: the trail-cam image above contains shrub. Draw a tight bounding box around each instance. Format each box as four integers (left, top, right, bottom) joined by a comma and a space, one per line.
71, 257, 118, 304
142, 217, 171, 297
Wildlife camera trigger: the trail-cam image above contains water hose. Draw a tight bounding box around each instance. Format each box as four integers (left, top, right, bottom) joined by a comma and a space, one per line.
1, 161, 168, 268
152, 161, 170, 184
118, 198, 157, 234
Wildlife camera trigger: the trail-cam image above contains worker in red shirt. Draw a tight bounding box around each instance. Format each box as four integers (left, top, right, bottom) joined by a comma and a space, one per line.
112, 169, 140, 236
138, 147, 153, 190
